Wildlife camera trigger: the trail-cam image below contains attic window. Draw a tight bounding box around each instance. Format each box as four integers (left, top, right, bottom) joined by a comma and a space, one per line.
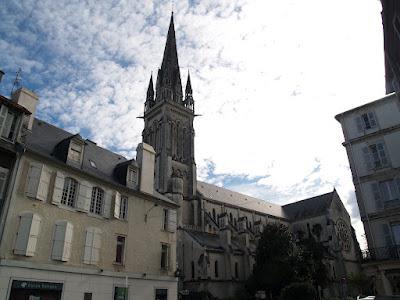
89, 160, 97, 168
69, 141, 83, 163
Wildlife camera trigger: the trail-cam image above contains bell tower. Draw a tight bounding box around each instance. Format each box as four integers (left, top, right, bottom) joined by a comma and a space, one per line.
142, 13, 196, 199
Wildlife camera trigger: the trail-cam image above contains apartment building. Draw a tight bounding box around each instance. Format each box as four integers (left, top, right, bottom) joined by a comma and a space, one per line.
0, 89, 179, 300
336, 93, 400, 295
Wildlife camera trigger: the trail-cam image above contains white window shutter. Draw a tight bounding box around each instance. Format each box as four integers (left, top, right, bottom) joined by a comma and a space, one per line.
62, 222, 73, 261
114, 191, 121, 219
76, 181, 91, 212
26, 214, 41, 256
92, 228, 101, 263
362, 146, 373, 170
14, 213, 41, 256
83, 228, 94, 264
52, 171, 65, 205
371, 182, 383, 209
168, 209, 177, 232
37, 165, 51, 201
25, 162, 42, 199
355, 116, 364, 133
103, 190, 112, 218
52, 221, 66, 260
0, 167, 9, 200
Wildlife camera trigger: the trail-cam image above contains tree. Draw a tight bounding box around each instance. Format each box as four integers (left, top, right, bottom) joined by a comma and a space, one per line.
248, 223, 299, 299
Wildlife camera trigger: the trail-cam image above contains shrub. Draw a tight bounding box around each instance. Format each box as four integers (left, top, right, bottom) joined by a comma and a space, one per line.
280, 282, 317, 300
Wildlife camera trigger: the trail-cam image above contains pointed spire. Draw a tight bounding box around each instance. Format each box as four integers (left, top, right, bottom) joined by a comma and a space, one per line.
185, 71, 192, 95
184, 71, 194, 111
161, 12, 179, 71
155, 13, 183, 103
147, 73, 154, 100
145, 74, 155, 112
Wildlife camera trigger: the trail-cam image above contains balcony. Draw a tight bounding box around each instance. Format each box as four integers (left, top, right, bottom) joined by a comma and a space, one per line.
362, 245, 400, 262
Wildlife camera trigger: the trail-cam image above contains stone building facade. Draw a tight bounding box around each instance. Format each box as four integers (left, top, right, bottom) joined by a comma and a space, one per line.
144, 14, 360, 299
336, 93, 400, 296
0, 90, 178, 299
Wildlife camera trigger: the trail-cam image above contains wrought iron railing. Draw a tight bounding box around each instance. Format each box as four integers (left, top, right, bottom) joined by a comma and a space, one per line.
361, 245, 400, 262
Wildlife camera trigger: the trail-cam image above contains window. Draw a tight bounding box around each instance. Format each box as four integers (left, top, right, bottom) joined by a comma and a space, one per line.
392, 224, 400, 245
362, 142, 389, 170
115, 235, 126, 264
229, 213, 233, 223
83, 227, 102, 265
0, 167, 9, 201
155, 289, 168, 300
69, 141, 82, 163
90, 187, 104, 215
61, 177, 78, 207
372, 178, 400, 210
214, 260, 219, 278
212, 209, 216, 220
25, 162, 51, 201
84, 293, 93, 300
114, 287, 128, 300
120, 196, 128, 220
163, 209, 168, 231
51, 221, 73, 261
235, 262, 239, 278
14, 212, 41, 256
160, 244, 170, 270
0, 105, 18, 142
191, 261, 195, 279
126, 166, 138, 188
356, 111, 377, 132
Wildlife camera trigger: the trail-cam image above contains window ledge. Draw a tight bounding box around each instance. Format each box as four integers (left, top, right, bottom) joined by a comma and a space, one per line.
87, 213, 105, 220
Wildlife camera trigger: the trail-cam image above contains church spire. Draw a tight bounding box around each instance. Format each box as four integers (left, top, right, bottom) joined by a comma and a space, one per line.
155, 13, 183, 103
184, 71, 194, 111
145, 74, 154, 112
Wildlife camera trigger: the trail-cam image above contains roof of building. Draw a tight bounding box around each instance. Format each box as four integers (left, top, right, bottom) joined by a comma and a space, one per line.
0, 95, 32, 114
282, 190, 336, 221
25, 118, 175, 205
197, 181, 286, 219
335, 92, 396, 121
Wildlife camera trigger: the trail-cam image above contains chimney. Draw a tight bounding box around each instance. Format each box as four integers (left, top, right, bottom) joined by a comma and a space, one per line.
11, 87, 39, 130
136, 143, 156, 195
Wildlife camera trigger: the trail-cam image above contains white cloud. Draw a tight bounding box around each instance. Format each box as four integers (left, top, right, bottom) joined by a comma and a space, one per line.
0, 0, 385, 248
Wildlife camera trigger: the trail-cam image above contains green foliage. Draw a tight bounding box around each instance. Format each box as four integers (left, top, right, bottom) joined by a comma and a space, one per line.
250, 223, 297, 298
280, 282, 317, 300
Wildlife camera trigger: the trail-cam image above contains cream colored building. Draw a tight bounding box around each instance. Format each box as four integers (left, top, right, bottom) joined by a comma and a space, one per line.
336, 92, 400, 295
0, 90, 178, 299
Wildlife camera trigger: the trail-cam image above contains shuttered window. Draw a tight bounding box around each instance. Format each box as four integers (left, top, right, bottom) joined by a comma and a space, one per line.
362, 142, 389, 170
0, 104, 18, 142
90, 187, 104, 215
14, 212, 41, 256
355, 111, 377, 132
51, 220, 73, 261
83, 227, 102, 265
120, 196, 128, 220
61, 177, 78, 207
160, 243, 169, 270
25, 162, 51, 201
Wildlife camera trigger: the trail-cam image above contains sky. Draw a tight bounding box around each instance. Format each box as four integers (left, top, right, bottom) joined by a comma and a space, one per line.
0, 0, 386, 248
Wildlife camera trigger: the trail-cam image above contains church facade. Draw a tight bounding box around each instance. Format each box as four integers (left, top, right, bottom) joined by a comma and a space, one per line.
143, 14, 361, 299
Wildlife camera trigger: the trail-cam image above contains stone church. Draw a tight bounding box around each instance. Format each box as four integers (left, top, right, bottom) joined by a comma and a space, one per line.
142, 14, 361, 299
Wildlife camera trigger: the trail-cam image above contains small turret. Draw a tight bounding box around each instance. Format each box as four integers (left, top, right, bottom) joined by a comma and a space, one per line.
184, 71, 194, 111
145, 74, 154, 112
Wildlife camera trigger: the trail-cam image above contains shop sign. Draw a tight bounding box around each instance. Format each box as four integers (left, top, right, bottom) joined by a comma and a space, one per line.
12, 280, 63, 291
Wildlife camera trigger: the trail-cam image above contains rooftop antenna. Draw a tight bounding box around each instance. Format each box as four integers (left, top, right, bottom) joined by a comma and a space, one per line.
11, 68, 22, 95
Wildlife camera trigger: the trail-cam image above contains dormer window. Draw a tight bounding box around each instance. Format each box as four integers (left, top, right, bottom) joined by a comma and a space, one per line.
0, 104, 19, 142
69, 141, 83, 163
126, 166, 138, 189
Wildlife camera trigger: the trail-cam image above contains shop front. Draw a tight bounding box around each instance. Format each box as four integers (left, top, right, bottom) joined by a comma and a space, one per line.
9, 280, 63, 300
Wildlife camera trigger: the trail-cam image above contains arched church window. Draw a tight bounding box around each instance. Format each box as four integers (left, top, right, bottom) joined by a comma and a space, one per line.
191, 261, 195, 279
214, 261, 219, 278
212, 209, 216, 220
229, 213, 233, 224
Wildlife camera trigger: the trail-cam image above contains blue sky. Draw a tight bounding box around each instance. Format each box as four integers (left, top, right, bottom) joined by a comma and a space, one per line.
0, 0, 386, 247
